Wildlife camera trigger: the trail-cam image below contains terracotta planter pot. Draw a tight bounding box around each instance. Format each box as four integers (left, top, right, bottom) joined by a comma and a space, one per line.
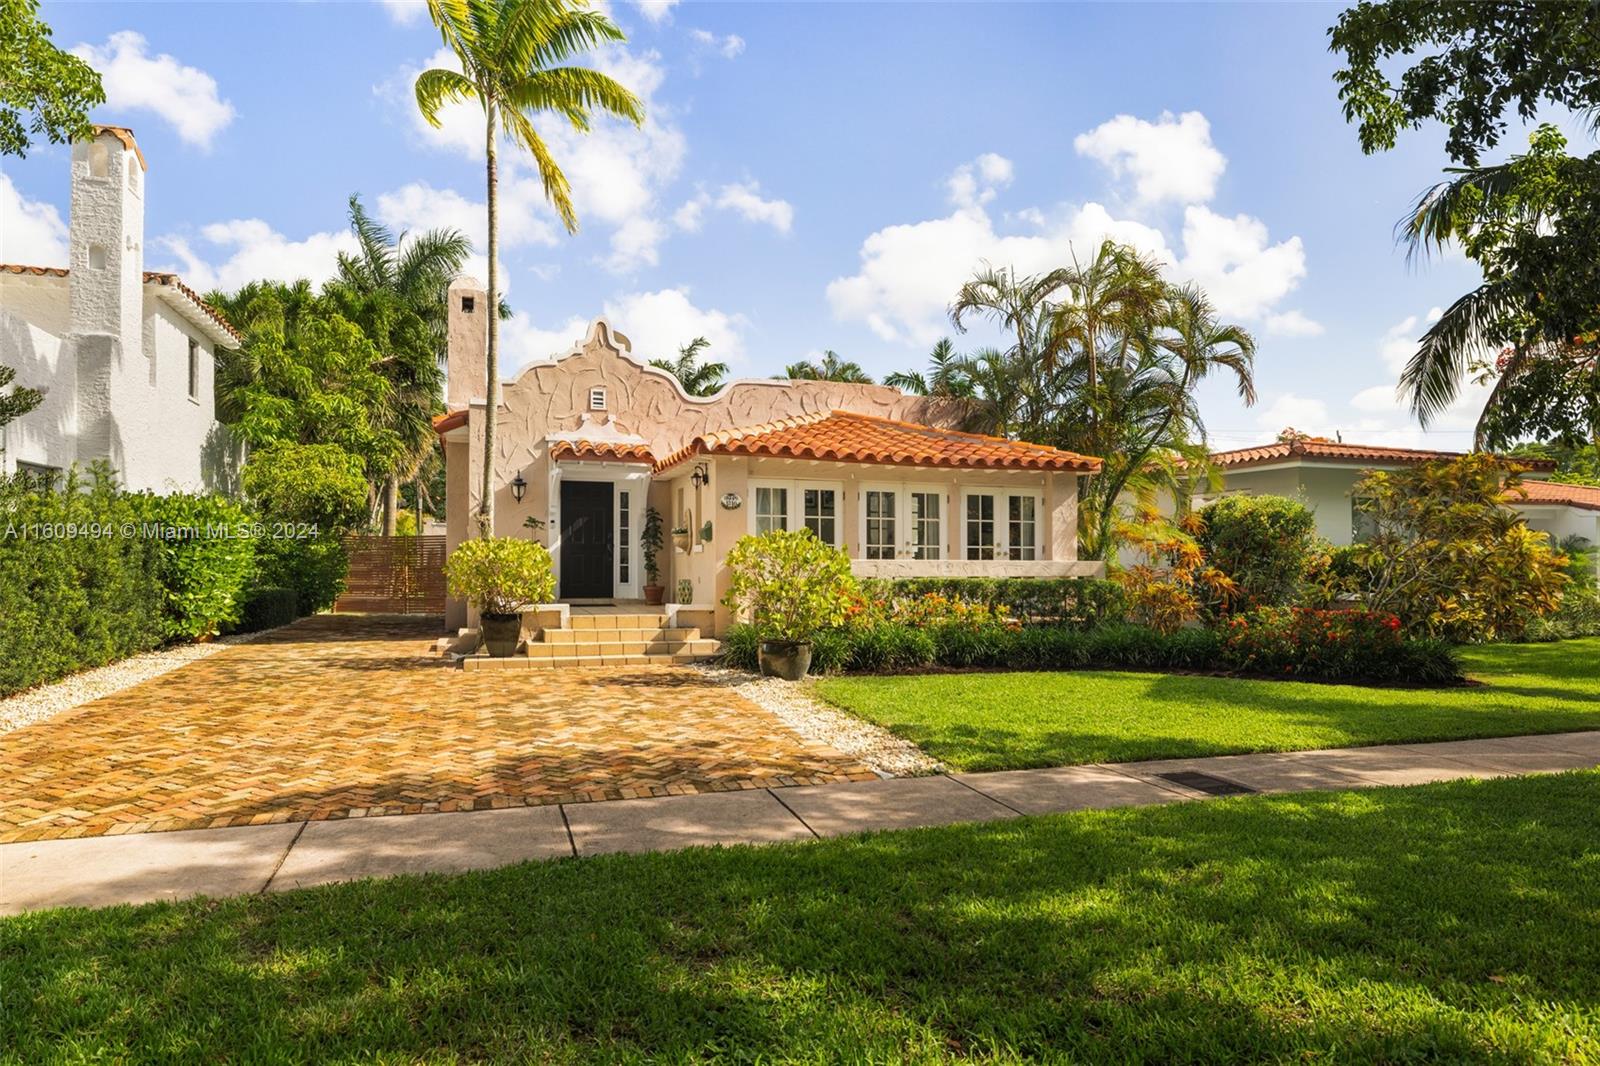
479, 612, 523, 658
758, 639, 812, 681
642, 584, 665, 606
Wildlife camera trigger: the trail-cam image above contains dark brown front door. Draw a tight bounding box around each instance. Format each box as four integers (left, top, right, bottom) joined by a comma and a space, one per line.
560, 480, 613, 599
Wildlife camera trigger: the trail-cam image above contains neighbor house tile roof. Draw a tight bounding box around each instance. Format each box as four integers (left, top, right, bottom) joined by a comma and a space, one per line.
1516, 479, 1600, 512
549, 440, 656, 464
1210, 437, 1556, 473
0, 263, 240, 345
654, 410, 1102, 474
431, 409, 468, 434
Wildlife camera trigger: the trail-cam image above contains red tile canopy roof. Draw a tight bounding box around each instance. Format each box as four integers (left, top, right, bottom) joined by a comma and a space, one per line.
431, 410, 468, 434
1210, 436, 1556, 473
654, 410, 1102, 475
1516, 479, 1600, 512
1, 263, 240, 345
549, 440, 655, 464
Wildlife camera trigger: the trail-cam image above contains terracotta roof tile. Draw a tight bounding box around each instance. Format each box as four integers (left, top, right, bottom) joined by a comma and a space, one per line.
1, 263, 240, 345
432, 410, 468, 434
1211, 437, 1556, 473
1516, 479, 1600, 512
654, 410, 1102, 475
92, 125, 148, 170
550, 440, 655, 464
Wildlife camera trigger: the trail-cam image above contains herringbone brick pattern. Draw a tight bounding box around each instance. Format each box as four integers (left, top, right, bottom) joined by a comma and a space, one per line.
0, 615, 876, 842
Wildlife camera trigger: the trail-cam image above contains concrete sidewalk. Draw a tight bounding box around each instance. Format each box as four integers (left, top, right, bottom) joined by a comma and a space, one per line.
5, 730, 1598, 915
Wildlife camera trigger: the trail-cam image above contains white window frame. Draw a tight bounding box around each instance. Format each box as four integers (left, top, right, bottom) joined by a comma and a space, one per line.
961, 486, 1044, 561
856, 483, 950, 560
588, 386, 607, 411
907, 488, 945, 561
747, 478, 843, 547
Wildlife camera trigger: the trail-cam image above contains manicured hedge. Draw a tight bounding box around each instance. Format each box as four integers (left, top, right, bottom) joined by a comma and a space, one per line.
235, 586, 300, 633
854, 576, 1126, 628
722, 612, 1462, 686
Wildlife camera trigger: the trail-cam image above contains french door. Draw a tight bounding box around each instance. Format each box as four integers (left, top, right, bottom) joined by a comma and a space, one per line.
748, 479, 842, 547
862, 484, 945, 560
961, 488, 1042, 560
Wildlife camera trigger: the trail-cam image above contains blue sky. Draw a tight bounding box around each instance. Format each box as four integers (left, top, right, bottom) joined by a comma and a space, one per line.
3, 1, 1577, 450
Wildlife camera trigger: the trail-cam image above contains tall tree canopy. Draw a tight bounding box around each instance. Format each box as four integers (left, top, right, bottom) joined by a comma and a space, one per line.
1330, 1, 1600, 447
650, 337, 727, 397
417, 0, 644, 537
0, 0, 104, 158
942, 241, 1256, 558
782, 351, 873, 384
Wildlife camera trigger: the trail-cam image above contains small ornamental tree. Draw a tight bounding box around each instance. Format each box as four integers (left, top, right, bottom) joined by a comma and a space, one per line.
722, 529, 856, 643
444, 536, 554, 617
1348, 455, 1569, 641
1113, 506, 1235, 635
641, 505, 664, 586
1196, 494, 1318, 613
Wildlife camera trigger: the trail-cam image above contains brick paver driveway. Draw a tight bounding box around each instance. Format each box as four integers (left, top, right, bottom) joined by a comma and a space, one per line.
0, 615, 875, 842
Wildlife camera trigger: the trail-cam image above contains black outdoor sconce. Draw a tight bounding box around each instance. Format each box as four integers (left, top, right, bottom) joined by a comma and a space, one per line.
690, 463, 709, 489
510, 473, 527, 503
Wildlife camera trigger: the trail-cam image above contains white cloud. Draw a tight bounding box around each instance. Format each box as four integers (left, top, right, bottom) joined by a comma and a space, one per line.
714, 182, 792, 233
1177, 206, 1306, 320
672, 195, 706, 232
631, 0, 679, 25
946, 152, 1014, 209
380, 44, 684, 275
1262, 310, 1324, 337
71, 32, 235, 149
376, 179, 560, 251
154, 220, 355, 293
1254, 393, 1331, 436
1074, 111, 1226, 207
0, 174, 68, 265
502, 286, 748, 373
1378, 306, 1443, 374
378, 0, 427, 25
828, 152, 1304, 346
688, 28, 745, 59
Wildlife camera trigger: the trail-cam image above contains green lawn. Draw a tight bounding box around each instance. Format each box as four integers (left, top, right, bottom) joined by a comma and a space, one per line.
3, 772, 1597, 1062
814, 637, 1600, 772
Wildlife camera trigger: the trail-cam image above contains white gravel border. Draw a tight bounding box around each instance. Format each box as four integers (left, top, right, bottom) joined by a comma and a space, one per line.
695, 664, 943, 778
0, 627, 284, 735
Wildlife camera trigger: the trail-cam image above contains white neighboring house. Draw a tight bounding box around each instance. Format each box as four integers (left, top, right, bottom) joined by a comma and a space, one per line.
1202, 436, 1599, 582
0, 125, 241, 492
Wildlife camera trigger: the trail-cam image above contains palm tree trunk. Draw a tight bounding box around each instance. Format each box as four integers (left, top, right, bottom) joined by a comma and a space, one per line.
382, 475, 399, 536
478, 104, 499, 538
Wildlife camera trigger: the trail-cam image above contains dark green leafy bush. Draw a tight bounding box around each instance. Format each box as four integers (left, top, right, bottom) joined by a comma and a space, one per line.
0, 467, 163, 697
136, 491, 257, 640
254, 535, 349, 615
235, 586, 299, 633
1523, 588, 1600, 641
1222, 607, 1461, 684
242, 442, 364, 614
855, 577, 1125, 628
1196, 495, 1318, 612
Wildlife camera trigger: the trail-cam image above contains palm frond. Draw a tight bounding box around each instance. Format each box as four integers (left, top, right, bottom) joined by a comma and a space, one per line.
1400, 282, 1513, 425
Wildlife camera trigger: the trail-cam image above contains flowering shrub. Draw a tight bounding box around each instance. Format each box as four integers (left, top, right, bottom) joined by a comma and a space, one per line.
1113, 507, 1236, 634
1221, 607, 1458, 684
855, 577, 1125, 627
879, 592, 1021, 632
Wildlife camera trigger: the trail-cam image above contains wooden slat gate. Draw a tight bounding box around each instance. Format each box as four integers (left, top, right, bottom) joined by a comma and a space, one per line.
333, 535, 447, 615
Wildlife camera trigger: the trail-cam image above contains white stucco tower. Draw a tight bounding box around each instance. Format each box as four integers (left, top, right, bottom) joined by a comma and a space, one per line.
68, 127, 145, 343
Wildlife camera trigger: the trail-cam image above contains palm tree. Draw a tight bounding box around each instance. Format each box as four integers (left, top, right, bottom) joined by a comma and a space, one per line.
782, 350, 873, 383
884, 338, 976, 398
336, 194, 468, 534
649, 336, 727, 396
417, 0, 644, 537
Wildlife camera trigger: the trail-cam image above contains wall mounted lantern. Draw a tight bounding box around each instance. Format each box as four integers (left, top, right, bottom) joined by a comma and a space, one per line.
689, 462, 710, 490
510, 473, 527, 503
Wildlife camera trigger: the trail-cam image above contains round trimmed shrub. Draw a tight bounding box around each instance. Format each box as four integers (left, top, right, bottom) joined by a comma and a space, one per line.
1197, 494, 1318, 613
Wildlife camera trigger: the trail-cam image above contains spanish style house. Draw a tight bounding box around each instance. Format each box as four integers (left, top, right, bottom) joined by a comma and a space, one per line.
0, 126, 239, 491
433, 277, 1105, 635
1202, 436, 1597, 581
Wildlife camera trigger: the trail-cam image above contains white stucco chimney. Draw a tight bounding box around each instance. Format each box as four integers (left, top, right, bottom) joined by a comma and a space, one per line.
68, 126, 145, 344
446, 274, 488, 408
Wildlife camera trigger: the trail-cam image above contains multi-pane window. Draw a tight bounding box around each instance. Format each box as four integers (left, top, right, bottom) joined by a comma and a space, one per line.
910, 492, 941, 560
865, 490, 897, 559
187, 339, 200, 400
618, 490, 630, 585
965, 494, 997, 559
1008, 495, 1037, 560
803, 487, 836, 545
754, 486, 789, 534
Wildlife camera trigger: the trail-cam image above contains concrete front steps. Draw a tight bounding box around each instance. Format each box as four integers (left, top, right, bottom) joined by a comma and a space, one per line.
457, 610, 721, 671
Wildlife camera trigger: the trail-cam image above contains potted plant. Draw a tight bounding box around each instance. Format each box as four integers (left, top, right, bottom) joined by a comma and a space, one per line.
443, 536, 556, 657
641, 505, 665, 605
671, 525, 692, 552
723, 529, 856, 681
